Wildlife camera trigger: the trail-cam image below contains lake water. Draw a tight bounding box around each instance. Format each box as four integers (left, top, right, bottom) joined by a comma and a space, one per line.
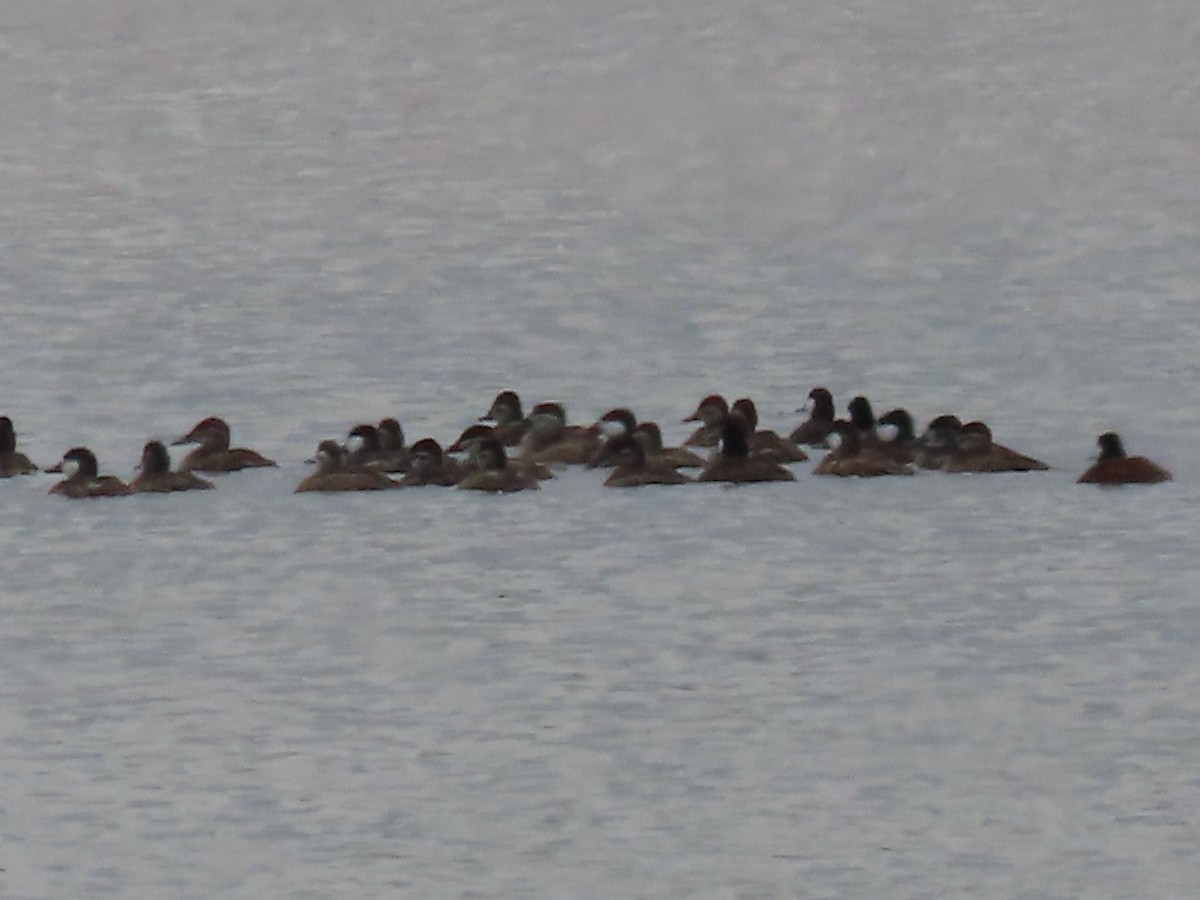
2, 1, 1199, 897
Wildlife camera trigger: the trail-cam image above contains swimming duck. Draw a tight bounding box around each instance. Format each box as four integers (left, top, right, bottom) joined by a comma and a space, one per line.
343, 423, 387, 471
631, 422, 706, 469
374, 418, 413, 473
174, 417, 277, 473
479, 390, 531, 446
812, 421, 915, 477
944, 421, 1050, 473
47, 447, 132, 498
874, 408, 919, 465
731, 397, 809, 463
518, 402, 601, 466
914, 414, 963, 470
1077, 432, 1171, 484
587, 407, 639, 468
603, 435, 693, 487
130, 440, 215, 493
447, 424, 555, 481
458, 437, 540, 492
789, 387, 837, 447
295, 441, 399, 492
699, 413, 796, 483
0, 416, 38, 476
394, 438, 465, 487
683, 394, 729, 447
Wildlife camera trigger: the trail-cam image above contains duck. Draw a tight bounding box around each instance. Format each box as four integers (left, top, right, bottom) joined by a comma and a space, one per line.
130, 440, 215, 493
457, 437, 540, 492
812, 421, 915, 477
394, 438, 465, 487
374, 418, 412, 473
0, 416, 38, 476
874, 408, 919, 465
944, 421, 1050, 473
343, 423, 387, 471
603, 435, 693, 487
518, 402, 601, 466
447, 424, 555, 481
914, 414, 964, 470
1077, 432, 1171, 484
847, 395, 886, 446
586, 407, 640, 467
731, 397, 809, 463
683, 394, 729, 447
46, 447, 132, 498
789, 387, 837, 447
479, 390, 531, 446
295, 441, 399, 492
173, 417, 277, 473
699, 413, 796, 483
632, 421, 706, 468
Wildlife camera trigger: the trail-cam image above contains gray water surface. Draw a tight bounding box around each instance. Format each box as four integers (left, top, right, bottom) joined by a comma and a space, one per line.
2, 2, 1199, 897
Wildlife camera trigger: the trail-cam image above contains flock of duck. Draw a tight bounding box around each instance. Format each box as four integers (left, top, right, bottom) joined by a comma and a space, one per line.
0, 388, 1172, 498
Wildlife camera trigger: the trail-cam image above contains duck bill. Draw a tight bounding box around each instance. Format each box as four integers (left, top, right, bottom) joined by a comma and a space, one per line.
45, 462, 63, 473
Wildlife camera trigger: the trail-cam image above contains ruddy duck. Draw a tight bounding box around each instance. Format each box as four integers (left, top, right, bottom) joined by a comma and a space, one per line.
174, 417, 277, 473
874, 408, 919, 465
914, 414, 963, 470
518, 402, 601, 466
603, 435, 693, 487
944, 421, 1050, 473
295, 441, 399, 492
394, 438, 465, 487
789, 387, 837, 447
632, 422, 706, 468
343, 423, 388, 471
447, 424, 555, 481
587, 407, 640, 468
812, 421, 915, 477
458, 437, 540, 492
480, 390, 531, 446
731, 397, 809, 463
683, 395, 729, 447
374, 418, 412, 473
47, 447, 132, 498
0, 416, 38, 476
699, 413, 796, 483
1077, 432, 1171, 484
130, 440, 215, 493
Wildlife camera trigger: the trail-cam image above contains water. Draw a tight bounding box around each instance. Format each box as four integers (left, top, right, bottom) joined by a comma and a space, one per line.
2, 1, 1199, 897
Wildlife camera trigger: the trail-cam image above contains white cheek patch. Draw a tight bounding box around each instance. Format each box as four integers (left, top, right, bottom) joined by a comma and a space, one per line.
61, 458, 80, 478
345, 435, 364, 454
600, 419, 627, 438
826, 432, 844, 450
877, 423, 899, 443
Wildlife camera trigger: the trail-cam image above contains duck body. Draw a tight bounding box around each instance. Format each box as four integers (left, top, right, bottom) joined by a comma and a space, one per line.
47, 447, 132, 498
394, 438, 465, 487
458, 437, 539, 492
683, 395, 729, 447
789, 387, 837, 447
699, 414, 796, 483
943, 422, 1049, 473
602, 436, 693, 487
732, 398, 809, 463
1078, 433, 1171, 484
295, 441, 398, 492
0, 417, 38, 476
174, 417, 276, 472
812, 421, 915, 477
130, 441, 215, 493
